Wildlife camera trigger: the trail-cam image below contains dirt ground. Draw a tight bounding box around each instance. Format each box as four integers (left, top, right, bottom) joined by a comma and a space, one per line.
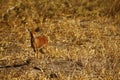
0, 0, 120, 80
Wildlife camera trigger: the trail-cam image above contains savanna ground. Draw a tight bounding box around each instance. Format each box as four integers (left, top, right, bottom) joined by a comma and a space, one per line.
0, 0, 120, 80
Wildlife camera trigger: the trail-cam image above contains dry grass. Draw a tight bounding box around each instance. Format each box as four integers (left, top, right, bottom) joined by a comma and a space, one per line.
0, 0, 120, 80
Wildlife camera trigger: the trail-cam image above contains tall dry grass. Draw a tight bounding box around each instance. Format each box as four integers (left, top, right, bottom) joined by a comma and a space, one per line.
0, 0, 120, 80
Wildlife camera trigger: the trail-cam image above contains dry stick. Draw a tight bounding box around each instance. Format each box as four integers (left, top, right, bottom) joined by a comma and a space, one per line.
0, 59, 31, 69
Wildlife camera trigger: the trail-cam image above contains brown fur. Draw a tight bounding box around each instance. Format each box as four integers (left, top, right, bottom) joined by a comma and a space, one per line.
33, 35, 48, 52
27, 28, 48, 53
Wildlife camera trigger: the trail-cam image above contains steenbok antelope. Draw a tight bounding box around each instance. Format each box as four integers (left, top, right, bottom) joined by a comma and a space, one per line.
27, 28, 48, 58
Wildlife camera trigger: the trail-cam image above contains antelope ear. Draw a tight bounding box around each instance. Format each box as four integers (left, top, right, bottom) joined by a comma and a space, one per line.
35, 27, 40, 32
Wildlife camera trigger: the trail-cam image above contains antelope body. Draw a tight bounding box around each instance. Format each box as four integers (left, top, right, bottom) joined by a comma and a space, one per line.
33, 36, 48, 52
27, 28, 48, 54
